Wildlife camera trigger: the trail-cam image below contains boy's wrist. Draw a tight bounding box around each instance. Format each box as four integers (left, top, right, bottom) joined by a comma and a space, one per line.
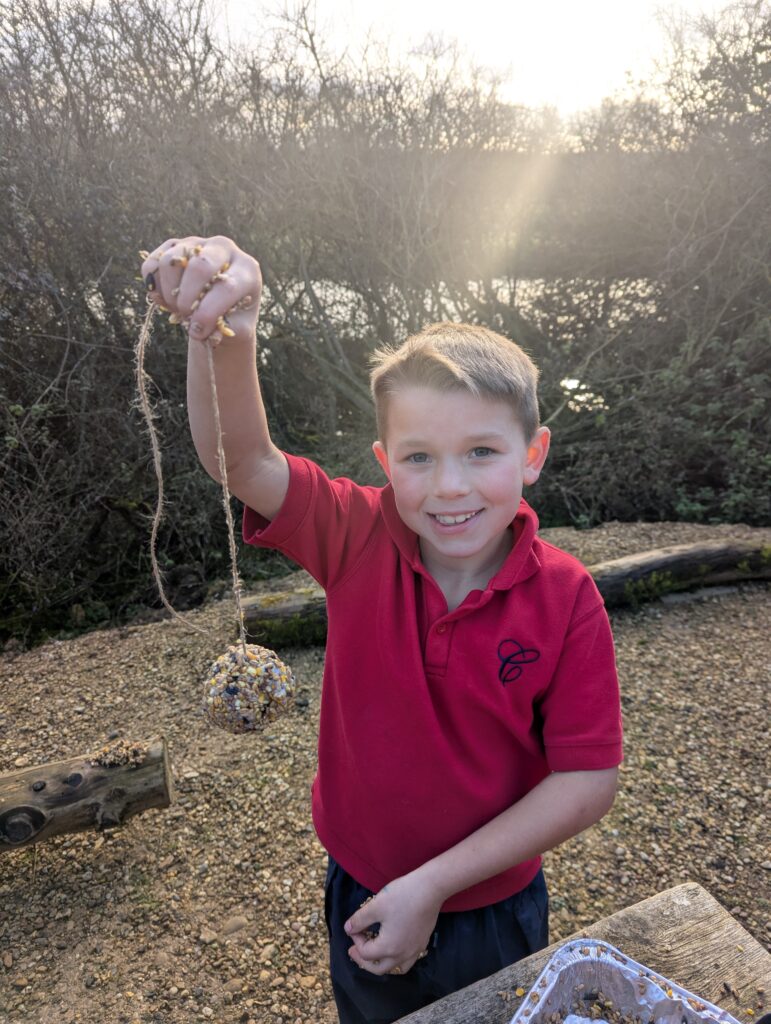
188, 329, 257, 350
406, 859, 455, 906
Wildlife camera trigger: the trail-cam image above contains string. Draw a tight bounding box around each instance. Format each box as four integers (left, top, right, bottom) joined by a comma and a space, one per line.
135, 296, 246, 645
205, 342, 248, 656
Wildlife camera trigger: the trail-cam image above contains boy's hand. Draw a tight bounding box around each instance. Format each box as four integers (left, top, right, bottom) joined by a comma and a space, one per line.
343, 873, 442, 976
139, 236, 262, 347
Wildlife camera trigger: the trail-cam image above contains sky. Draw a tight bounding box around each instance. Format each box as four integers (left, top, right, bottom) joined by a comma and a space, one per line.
214, 0, 723, 114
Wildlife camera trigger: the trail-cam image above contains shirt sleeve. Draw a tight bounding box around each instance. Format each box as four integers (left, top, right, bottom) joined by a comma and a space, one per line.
242, 452, 381, 592
539, 582, 624, 772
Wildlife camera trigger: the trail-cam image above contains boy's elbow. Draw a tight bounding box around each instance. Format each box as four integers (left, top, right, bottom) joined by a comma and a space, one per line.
552, 766, 618, 827
595, 766, 619, 818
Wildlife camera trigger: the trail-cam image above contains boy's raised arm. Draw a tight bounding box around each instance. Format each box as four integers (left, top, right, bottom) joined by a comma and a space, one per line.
141, 235, 289, 521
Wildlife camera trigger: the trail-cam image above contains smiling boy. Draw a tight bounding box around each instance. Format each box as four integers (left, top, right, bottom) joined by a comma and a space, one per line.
141, 237, 623, 1024
371, 380, 549, 611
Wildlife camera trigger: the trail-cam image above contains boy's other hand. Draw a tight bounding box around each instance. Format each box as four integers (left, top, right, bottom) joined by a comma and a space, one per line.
343, 874, 442, 976
140, 236, 262, 347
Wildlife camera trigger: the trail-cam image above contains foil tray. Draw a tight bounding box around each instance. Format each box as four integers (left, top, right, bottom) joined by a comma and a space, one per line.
507, 938, 741, 1024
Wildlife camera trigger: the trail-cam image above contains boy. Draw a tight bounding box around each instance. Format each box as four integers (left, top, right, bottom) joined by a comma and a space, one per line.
141, 236, 623, 1024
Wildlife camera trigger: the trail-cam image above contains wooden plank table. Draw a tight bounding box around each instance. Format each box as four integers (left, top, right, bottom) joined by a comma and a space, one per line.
397, 883, 770, 1024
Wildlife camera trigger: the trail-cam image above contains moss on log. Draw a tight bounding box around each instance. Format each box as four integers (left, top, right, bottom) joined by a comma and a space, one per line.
242, 586, 327, 646
590, 539, 771, 608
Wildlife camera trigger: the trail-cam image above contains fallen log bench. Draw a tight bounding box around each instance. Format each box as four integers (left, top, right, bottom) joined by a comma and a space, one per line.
242, 539, 771, 644
590, 538, 771, 608
0, 736, 174, 852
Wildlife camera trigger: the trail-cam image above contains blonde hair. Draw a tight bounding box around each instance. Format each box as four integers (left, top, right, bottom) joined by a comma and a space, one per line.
369, 322, 540, 443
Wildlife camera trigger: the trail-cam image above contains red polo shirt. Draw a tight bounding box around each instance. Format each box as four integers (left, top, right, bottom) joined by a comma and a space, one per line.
244, 453, 623, 911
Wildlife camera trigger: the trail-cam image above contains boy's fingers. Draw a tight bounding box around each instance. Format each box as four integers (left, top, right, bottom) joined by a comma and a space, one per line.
347, 929, 380, 954
155, 237, 213, 311
185, 259, 260, 342
344, 892, 378, 937
347, 944, 414, 977
139, 238, 179, 285
177, 245, 237, 320
348, 943, 388, 972
387, 957, 415, 976
139, 236, 261, 343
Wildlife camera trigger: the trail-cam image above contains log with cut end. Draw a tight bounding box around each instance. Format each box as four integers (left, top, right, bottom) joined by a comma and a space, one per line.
0, 737, 174, 852
242, 540, 771, 644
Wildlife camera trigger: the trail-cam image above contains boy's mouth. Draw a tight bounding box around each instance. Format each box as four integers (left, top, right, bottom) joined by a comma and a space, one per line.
429, 510, 482, 526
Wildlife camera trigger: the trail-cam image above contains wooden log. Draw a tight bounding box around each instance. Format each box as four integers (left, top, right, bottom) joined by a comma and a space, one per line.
243, 584, 327, 646
397, 881, 771, 1024
589, 538, 771, 607
0, 737, 174, 853
242, 540, 771, 644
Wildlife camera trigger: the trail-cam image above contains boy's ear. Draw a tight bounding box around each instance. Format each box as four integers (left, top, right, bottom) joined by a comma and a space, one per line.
523, 426, 550, 486
372, 440, 391, 480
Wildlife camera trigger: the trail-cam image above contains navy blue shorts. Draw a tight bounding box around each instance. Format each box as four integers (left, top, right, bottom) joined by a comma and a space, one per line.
323, 854, 549, 1024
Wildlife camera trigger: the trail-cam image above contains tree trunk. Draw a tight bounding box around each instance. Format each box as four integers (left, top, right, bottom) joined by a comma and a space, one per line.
0, 737, 174, 853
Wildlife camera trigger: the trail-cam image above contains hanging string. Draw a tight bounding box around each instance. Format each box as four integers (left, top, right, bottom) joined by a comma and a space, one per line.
205, 342, 248, 656
134, 296, 241, 640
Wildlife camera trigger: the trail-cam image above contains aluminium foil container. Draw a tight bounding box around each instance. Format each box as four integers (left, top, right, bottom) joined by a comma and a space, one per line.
507, 938, 741, 1024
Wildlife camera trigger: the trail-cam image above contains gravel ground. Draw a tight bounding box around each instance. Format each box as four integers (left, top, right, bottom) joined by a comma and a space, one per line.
0, 521, 769, 1024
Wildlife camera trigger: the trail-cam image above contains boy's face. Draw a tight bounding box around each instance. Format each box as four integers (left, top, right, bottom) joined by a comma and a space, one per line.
372, 386, 550, 579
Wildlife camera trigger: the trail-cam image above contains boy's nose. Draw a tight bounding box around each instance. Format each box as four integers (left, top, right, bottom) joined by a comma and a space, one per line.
433, 460, 471, 497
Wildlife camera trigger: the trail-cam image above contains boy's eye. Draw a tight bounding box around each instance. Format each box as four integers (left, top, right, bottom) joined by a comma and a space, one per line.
406, 452, 430, 464
471, 447, 494, 457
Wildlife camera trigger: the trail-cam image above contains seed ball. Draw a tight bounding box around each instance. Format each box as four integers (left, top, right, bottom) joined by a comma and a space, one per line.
202, 644, 295, 734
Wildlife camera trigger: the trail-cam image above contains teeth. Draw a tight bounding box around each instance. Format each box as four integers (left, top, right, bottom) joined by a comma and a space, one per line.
434, 512, 477, 525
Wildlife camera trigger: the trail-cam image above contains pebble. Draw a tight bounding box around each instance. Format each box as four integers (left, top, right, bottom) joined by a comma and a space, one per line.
222, 915, 248, 935
298, 975, 317, 989
199, 928, 217, 945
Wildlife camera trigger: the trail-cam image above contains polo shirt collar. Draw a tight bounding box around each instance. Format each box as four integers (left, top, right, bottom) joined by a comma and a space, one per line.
379, 486, 541, 589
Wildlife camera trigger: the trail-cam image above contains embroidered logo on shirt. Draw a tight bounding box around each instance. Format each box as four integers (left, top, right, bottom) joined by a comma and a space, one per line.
497, 639, 540, 684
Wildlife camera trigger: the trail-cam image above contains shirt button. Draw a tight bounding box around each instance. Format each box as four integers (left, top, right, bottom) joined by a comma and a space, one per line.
436, 624, 447, 634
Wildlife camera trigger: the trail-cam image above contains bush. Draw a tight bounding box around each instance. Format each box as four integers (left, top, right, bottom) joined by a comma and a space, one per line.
1, 0, 768, 643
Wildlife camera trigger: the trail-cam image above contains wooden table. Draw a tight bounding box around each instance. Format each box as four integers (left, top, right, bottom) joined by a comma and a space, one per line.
397, 883, 770, 1024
